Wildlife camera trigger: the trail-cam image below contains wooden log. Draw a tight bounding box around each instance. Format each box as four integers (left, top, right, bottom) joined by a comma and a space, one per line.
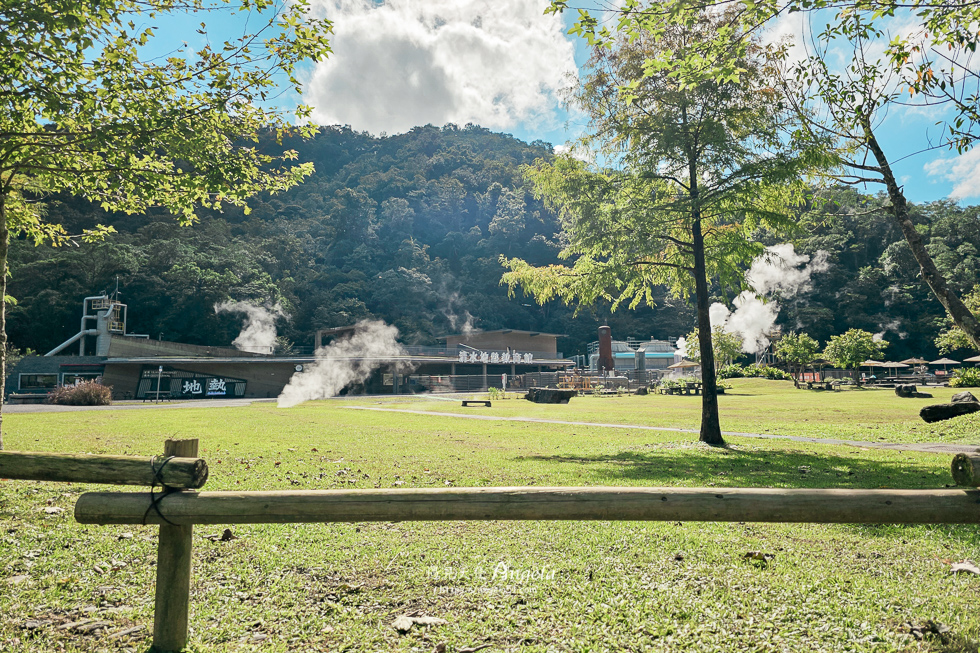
0, 450, 208, 489
153, 439, 198, 653
75, 486, 980, 526
951, 453, 980, 487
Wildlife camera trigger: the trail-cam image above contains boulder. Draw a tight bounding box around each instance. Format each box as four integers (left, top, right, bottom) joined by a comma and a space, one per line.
525, 387, 577, 404
635, 386, 648, 396
951, 391, 978, 404
920, 401, 980, 423
895, 384, 933, 399
895, 384, 915, 398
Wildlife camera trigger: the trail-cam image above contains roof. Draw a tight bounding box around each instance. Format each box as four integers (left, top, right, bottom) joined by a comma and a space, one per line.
315, 326, 358, 337
437, 329, 566, 339
105, 355, 574, 366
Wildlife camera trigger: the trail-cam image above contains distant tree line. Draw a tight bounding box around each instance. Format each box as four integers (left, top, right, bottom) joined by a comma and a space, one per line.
6, 125, 978, 362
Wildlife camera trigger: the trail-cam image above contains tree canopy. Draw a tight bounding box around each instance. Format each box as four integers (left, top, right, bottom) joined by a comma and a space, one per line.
822, 328, 889, 379
683, 327, 744, 371
502, 7, 815, 445
0, 0, 332, 445
774, 332, 820, 387
549, 0, 980, 351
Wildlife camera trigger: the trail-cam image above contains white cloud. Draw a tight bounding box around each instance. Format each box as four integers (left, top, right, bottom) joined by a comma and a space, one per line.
305, 0, 577, 135
924, 148, 980, 200
763, 9, 809, 67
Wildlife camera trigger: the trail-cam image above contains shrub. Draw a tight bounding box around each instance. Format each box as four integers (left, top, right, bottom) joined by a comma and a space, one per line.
718, 364, 745, 379
47, 380, 113, 406
761, 366, 792, 381
742, 364, 792, 380
950, 367, 980, 388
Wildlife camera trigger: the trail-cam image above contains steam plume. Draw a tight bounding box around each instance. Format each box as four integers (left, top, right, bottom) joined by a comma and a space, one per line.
214, 301, 285, 354
675, 336, 688, 358
442, 289, 477, 335
710, 244, 830, 354
277, 320, 410, 408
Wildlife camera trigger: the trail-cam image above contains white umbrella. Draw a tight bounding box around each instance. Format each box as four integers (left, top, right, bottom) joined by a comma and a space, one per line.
880, 361, 909, 378
930, 357, 960, 374
667, 359, 701, 369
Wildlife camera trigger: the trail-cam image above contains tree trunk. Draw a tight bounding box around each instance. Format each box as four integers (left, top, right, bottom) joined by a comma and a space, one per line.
692, 218, 724, 446
862, 119, 980, 348
0, 197, 7, 451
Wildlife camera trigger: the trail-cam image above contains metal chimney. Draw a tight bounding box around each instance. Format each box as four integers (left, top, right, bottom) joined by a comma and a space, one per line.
597, 326, 614, 372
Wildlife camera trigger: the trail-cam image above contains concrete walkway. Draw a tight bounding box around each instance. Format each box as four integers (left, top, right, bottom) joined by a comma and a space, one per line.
3, 398, 276, 413
345, 406, 980, 455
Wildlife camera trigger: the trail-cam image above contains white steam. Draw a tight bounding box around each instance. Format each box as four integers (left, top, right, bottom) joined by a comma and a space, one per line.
674, 336, 688, 358
277, 320, 410, 408
441, 290, 477, 335
875, 319, 906, 341
745, 244, 829, 296
711, 244, 830, 354
214, 301, 285, 354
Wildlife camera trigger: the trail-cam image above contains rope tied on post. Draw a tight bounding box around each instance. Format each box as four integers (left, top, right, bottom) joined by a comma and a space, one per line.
143, 455, 179, 526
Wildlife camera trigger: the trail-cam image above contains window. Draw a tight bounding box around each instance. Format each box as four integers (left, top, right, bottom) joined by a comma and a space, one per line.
62, 373, 102, 386
20, 374, 57, 389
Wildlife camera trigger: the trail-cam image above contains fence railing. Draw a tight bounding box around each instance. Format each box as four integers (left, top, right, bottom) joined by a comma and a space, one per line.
1, 443, 978, 652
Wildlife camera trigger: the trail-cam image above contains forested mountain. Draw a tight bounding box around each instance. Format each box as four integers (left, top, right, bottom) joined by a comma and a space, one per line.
6, 125, 978, 361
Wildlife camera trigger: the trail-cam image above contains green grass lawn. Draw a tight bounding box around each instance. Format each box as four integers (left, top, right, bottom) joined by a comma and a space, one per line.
360, 378, 980, 446
1, 378, 979, 652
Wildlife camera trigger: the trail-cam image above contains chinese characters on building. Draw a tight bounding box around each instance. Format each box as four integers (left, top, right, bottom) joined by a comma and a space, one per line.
180, 377, 228, 396
206, 378, 227, 396
457, 351, 534, 364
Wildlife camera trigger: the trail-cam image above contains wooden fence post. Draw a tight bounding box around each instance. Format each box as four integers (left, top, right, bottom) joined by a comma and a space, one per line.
152, 439, 198, 653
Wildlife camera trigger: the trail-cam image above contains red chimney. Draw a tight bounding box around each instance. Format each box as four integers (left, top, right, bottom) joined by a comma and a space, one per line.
598, 326, 614, 372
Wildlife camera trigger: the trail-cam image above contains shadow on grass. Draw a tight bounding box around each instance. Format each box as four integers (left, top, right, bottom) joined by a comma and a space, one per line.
517, 446, 951, 490
517, 447, 980, 542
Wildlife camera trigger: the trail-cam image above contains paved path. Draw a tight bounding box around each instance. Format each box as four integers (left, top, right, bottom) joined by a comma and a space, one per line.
345, 406, 980, 455
3, 398, 276, 413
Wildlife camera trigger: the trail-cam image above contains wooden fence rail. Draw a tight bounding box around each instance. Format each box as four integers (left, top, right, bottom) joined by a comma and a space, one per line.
3, 445, 980, 652
0, 450, 208, 489
75, 486, 980, 526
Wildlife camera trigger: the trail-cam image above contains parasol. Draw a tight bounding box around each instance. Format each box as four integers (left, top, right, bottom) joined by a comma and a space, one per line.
881, 361, 909, 377
668, 359, 701, 369
930, 357, 960, 374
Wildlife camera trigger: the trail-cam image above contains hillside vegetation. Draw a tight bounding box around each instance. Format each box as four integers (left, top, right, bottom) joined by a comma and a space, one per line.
8, 125, 979, 361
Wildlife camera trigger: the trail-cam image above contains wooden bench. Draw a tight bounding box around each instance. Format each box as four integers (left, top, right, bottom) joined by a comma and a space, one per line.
461, 400, 491, 407
7, 393, 48, 404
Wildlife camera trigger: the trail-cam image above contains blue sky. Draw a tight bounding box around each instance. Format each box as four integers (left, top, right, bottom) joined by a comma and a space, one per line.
152, 0, 976, 205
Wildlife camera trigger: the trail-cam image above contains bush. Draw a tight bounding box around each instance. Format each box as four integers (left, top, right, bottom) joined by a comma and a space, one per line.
950, 367, 980, 388
742, 364, 792, 381
718, 364, 745, 379
47, 380, 113, 406
761, 366, 792, 381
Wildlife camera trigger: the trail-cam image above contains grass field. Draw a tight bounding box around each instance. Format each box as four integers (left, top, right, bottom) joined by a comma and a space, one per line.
1, 378, 979, 652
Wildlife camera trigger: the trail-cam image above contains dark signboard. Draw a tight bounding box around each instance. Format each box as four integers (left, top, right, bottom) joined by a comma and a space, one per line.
136, 367, 247, 399
176, 377, 229, 398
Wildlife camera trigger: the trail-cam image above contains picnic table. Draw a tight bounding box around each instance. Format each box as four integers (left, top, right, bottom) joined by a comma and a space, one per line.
804, 380, 841, 391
